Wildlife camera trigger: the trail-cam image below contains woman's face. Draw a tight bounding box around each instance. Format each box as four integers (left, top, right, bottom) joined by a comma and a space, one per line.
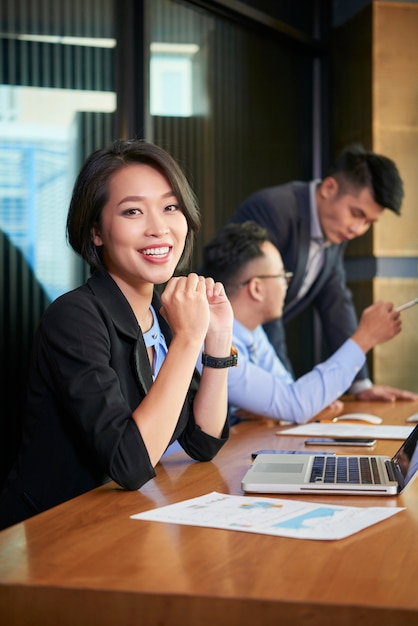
92, 163, 188, 289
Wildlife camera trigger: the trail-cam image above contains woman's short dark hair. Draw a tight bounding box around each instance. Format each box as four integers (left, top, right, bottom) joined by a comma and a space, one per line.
66, 139, 200, 272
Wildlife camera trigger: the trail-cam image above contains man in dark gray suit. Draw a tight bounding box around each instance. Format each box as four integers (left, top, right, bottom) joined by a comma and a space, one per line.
228, 144, 417, 402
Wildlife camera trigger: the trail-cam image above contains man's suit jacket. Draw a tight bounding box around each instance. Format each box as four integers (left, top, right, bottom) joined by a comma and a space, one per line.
229, 181, 369, 382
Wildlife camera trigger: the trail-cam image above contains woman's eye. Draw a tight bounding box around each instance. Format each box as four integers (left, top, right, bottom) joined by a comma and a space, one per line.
123, 208, 142, 216
165, 204, 180, 212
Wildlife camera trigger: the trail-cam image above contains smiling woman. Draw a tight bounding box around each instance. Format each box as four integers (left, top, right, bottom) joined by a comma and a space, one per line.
0, 139, 234, 531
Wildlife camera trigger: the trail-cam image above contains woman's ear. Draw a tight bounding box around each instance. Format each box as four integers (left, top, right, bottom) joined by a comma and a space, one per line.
91, 225, 103, 246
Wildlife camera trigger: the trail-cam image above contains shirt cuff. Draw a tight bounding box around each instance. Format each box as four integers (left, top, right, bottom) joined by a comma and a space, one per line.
348, 378, 373, 395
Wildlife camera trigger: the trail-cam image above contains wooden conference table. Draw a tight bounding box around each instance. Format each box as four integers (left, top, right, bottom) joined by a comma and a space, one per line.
1, 400, 418, 626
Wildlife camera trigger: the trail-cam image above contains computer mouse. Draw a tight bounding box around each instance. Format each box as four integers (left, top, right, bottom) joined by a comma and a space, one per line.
406, 413, 418, 423
332, 413, 383, 425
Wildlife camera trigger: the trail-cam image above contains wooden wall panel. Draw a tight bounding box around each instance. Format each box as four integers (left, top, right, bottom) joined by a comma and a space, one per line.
373, 2, 418, 256
373, 2, 418, 391
374, 278, 418, 391
332, 1, 418, 392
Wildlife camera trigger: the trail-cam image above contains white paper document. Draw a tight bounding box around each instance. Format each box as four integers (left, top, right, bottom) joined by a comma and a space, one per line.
279, 423, 414, 440
130, 491, 404, 541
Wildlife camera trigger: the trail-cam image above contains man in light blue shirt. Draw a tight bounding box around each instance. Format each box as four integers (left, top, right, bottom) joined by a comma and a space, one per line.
200, 221, 412, 423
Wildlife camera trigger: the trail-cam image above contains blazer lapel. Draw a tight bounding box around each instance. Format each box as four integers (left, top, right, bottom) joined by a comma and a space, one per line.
285, 183, 311, 303
133, 335, 154, 393
87, 269, 155, 394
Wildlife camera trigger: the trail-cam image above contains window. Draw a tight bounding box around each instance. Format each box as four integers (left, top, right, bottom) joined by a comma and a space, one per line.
0, 85, 116, 300
0, 0, 116, 299
150, 42, 199, 117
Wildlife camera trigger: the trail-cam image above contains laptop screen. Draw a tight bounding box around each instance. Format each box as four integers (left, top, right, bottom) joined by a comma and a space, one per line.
392, 425, 418, 490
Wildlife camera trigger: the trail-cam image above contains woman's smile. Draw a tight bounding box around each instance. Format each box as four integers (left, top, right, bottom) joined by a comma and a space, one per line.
139, 244, 172, 262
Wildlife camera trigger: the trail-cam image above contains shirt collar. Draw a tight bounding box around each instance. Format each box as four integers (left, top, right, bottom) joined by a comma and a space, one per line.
309, 179, 323, 240
309, 179, 332, 247
233, 318, 259, 347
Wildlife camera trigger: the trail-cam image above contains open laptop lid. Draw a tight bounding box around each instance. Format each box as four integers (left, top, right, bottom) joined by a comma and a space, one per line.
392, 424, 418, 492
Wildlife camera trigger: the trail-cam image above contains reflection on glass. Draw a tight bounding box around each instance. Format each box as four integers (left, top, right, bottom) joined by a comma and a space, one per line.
150, 42, 199, 117
0, 85, 116, 300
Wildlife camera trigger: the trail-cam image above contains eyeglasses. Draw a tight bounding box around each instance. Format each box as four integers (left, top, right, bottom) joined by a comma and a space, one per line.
237, 271, 293, 287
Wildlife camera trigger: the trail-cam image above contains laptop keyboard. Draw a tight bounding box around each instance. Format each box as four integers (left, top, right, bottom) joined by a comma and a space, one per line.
309, 455, 382, 484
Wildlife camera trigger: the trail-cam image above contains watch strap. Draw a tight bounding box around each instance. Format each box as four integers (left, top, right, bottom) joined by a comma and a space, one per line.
201, 345, 238, 368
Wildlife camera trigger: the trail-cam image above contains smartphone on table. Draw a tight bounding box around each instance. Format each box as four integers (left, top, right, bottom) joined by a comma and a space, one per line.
304, 437, 376, 447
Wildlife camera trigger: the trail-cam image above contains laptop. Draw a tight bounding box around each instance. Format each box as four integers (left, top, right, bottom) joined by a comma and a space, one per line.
241, 425, 418, 496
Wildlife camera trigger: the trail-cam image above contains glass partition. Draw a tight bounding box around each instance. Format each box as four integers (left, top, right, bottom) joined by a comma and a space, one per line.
0, 1, 116, 298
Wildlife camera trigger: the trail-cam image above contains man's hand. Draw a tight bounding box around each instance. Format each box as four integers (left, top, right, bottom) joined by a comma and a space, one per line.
352, 300, 401, 354
356, 385, 418, 402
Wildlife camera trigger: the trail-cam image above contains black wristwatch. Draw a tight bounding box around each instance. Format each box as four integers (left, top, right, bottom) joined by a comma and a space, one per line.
201, 345, 238, 368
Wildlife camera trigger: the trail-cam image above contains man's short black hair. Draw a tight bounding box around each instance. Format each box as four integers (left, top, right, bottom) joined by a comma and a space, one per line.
327, 143, 404, 215
201, 221, 269, 290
